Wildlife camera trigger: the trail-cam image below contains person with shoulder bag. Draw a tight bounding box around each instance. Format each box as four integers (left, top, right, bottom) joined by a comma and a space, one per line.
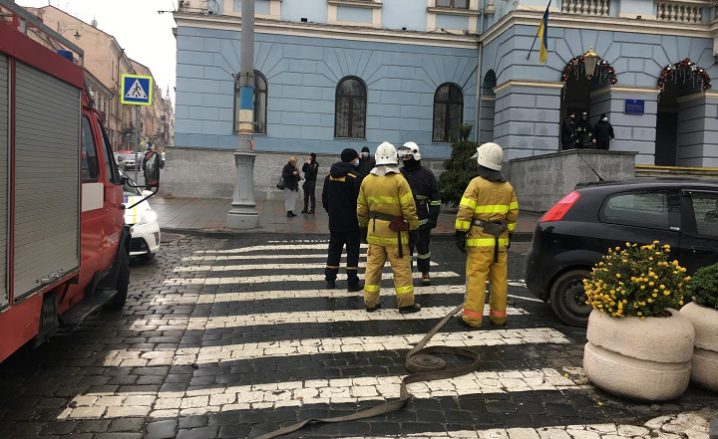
281, 156, 302, 217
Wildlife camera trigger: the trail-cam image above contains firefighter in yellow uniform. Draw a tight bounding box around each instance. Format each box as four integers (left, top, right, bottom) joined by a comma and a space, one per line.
455, 142, 518, 328
358, 142, 422, 314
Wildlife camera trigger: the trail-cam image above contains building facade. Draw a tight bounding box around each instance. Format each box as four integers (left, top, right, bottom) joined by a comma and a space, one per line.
170, 0, 718, 199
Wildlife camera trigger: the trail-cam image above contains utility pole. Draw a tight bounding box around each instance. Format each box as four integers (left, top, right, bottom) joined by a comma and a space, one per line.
226, 0, 259, 229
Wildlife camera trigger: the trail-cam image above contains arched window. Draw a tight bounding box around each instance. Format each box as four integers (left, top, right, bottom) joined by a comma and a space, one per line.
335, 76, 367, 139
234, 70, 267, 134
433, 83, 463, 143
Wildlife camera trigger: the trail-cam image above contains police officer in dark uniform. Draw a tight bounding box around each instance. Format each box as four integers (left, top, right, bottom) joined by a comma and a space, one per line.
575, 112, 592, 149
398, 141, 441, 286
561, 112, 576, 150
322, 148, 364, 291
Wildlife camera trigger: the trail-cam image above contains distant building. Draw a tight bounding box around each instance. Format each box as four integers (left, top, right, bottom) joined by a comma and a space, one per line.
171, 0, 718, 199
22, 6, 173, 152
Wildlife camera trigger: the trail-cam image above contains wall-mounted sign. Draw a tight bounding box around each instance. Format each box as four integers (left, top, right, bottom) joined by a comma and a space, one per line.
624, 99, 645, 115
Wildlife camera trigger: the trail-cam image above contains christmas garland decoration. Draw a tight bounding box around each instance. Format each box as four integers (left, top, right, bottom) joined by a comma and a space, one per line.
657, 58, 712, 92
561, 55, 618, 85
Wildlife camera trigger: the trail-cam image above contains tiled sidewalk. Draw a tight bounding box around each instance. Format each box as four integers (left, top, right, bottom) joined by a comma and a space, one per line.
151, 196, 542, 238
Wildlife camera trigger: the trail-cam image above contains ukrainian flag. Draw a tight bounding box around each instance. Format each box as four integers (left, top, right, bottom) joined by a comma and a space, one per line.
536, 6, 549, 64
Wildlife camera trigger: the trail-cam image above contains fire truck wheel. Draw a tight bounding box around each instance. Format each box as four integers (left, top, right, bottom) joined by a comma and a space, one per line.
106, 250, 130, 309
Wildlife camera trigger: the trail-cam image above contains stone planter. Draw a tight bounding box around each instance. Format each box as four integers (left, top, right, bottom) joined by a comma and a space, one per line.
680, 302, 718, 392
583, 308, 695, 401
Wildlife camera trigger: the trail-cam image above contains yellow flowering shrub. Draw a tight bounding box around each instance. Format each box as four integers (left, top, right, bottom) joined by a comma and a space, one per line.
583, 241, 690, 320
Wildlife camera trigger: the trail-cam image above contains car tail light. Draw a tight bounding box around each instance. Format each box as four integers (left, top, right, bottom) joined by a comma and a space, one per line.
541, 191, 580, 223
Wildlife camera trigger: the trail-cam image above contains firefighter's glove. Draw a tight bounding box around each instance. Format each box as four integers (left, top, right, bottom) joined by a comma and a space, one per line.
455, 231, 467, 253
409, 229, 419, 248
360, 227, 368, 244
427, 218, 438, 229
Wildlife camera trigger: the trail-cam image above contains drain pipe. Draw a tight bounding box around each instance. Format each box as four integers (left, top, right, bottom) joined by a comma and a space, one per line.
475, 0, 486, 143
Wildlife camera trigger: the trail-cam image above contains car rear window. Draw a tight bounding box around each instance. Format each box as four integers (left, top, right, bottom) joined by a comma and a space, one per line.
600, 190, 679, 230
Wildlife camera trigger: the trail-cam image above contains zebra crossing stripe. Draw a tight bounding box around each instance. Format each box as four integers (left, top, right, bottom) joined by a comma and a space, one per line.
101, 328, 571, 367
194, 244, 366, 254
181, 254, 436, 262
163, 271, 461, 286
194, 285, 467, 303
174, 261, 439, 272
58, 367, 579, 420
129, 304, 530, 331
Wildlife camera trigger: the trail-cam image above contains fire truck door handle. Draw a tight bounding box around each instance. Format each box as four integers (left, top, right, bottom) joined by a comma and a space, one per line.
40, 271, 61, 285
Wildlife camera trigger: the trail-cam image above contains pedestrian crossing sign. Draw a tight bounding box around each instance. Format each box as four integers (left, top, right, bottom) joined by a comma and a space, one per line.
121, 74, 153, 106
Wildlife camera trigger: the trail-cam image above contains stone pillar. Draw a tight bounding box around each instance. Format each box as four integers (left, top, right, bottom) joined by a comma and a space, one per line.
590, 87, 659, 165
676, 92, 718, 168
493, 81, 563, 160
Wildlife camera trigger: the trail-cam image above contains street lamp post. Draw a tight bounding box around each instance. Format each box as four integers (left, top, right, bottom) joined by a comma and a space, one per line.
226, 0, 259, 229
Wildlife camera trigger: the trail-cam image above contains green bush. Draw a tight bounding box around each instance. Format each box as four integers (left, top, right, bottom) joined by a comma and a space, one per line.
689, 262, 718, 310
438, 124, 478, 207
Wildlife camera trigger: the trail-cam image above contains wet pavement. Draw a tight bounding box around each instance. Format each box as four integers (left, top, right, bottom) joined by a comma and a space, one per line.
0, 234, 715, 439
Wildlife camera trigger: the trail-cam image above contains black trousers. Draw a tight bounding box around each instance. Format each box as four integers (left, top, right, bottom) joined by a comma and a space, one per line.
325, 230, 360, 286
303, 181, 316, 210
409, 228, 432, 274
596, 139, 610, 150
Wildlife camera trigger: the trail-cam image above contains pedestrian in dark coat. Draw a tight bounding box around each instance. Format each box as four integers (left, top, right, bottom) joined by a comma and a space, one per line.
322, 148, 364, 291
592, 114, 615, 150
561, 112, 576, 150
575, 112, 593, 149
282, 156, 302, 217
142, 143, 162, 187
301, 153, 319, 214
357, 146, 376, 176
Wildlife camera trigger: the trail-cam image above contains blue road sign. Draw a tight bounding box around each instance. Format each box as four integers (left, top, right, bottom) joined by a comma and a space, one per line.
121, 74, 153, 106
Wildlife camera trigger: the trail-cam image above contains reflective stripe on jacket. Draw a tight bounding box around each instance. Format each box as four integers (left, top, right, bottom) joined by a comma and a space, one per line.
357, 173, 418, 245
455, 176, 518, 251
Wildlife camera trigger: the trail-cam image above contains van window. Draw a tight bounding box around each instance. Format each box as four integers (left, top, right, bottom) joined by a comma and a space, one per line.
81, 116, 100, 182
98, 120, 121, 184
600, 191, 679, 230
691, 192, 718, 238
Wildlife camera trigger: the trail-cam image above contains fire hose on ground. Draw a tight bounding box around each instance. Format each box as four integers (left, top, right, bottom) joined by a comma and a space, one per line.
255, 303, 480, 439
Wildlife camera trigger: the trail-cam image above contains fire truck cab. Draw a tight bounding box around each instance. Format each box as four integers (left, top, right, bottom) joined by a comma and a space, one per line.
0, 1, 132, 363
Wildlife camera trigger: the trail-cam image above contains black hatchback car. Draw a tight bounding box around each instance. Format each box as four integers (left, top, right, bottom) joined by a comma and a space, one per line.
525, 178, 718, 327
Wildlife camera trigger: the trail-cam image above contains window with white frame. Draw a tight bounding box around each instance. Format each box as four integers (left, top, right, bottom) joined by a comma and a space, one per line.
436, 0, 469, 8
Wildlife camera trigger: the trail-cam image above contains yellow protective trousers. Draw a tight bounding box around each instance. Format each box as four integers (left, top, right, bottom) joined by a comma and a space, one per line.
462, 250, 508, 328
363, 243, 415, 309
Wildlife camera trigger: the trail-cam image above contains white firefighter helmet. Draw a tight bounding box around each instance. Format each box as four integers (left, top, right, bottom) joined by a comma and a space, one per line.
472, 142, 504, 171
399, 141, 422, 161
375, 141, 399, 166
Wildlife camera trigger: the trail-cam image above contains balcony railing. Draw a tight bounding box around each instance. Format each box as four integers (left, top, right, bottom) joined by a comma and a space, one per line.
562, 0, 610, 16
656, 1, 706, 23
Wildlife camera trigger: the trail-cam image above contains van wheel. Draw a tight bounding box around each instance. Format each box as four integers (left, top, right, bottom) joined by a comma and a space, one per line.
549, 269, 591, 327
106, 250, 130, 310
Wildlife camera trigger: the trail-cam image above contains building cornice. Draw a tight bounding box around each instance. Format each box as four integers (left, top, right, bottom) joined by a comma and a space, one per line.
480, 6, 715, 45
677, 90, 718, 103
173, 12, 479, 49
328, 0, 383, 9
493, 80, 564, 95
427, 7, 480, 17
590, 86, 661, 98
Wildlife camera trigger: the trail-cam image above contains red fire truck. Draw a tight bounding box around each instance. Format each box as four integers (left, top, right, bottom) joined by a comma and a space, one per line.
0, 1, 133, 363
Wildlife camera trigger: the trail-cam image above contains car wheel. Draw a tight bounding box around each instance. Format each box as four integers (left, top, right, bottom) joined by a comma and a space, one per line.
105, 250, 130, 310
138, 252, 155, 262
549, 269, 592, 327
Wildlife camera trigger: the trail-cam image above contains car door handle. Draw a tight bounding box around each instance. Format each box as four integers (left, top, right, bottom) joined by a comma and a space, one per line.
691, 246, 715, 254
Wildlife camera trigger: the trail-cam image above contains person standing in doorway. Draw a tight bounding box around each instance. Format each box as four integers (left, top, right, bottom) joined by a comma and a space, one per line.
358, 142, 421, 314
301, 153, 319, 214
282, 156, 302, 217
561, 112, 576, 150
357, 146, 376, 176
592, 113, 615, 150
455, 142, 518, 329
399, 141, 441, 286
322, 148, 364, 291
575, 112, 593, 149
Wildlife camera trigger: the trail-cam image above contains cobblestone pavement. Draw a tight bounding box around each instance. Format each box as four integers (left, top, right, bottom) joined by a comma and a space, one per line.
0, 234, 715, 439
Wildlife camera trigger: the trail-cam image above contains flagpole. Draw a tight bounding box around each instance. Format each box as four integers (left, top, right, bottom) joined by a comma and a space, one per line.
526, 0, 551, 60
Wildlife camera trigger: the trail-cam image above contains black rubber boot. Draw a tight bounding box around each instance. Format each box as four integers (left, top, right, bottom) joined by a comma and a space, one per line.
399, 304, 421, 314
326, 280, 336, 289
366, 303, 382, 312
348, 283, 363, 292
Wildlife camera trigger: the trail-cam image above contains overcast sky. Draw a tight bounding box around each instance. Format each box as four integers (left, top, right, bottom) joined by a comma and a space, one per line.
19, 0, 177, 105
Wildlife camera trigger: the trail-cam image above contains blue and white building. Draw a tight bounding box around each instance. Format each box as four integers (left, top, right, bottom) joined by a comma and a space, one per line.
169, 0, 718, 199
